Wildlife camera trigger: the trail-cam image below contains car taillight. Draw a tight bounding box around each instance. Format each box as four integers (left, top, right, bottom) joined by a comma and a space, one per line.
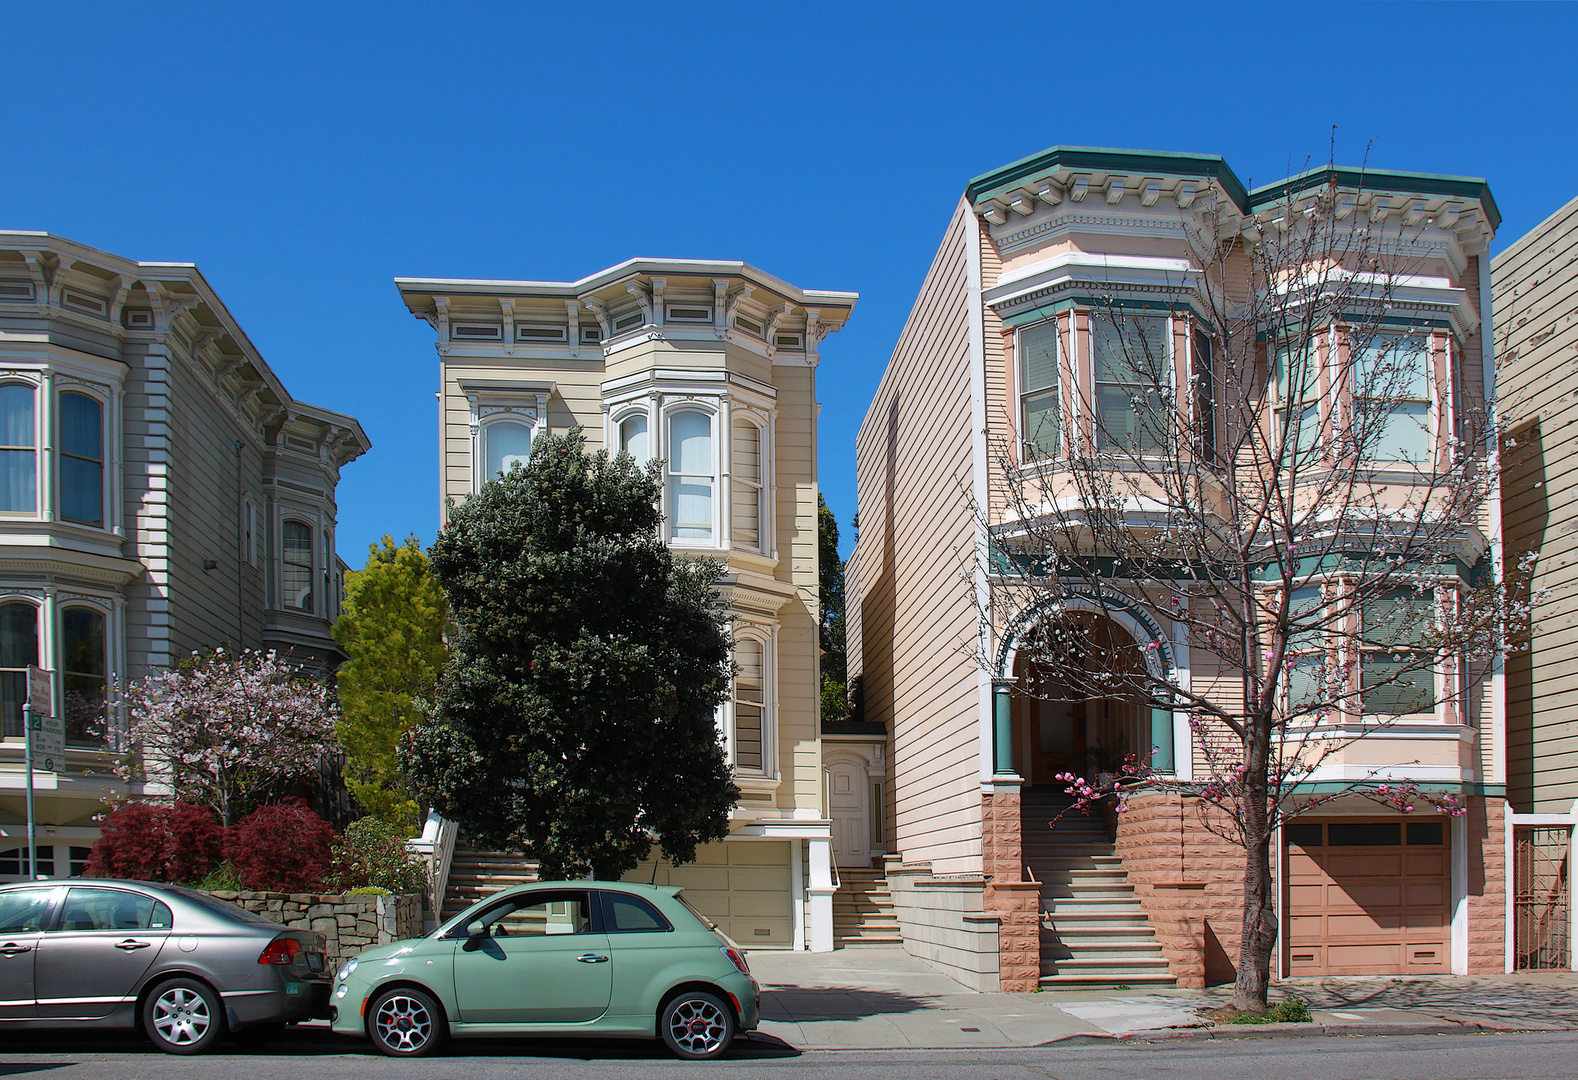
258, 937, 303, 965
721, 946, 750, 975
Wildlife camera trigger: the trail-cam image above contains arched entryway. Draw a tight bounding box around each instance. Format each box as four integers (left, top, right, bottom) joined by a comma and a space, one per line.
1010, 614, 1153, 787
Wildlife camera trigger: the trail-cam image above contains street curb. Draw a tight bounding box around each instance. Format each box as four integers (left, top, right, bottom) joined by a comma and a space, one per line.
1045, 1021, 1567, 1046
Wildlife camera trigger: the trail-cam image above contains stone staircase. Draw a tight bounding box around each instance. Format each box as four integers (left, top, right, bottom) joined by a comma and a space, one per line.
442, 845, 539, 920
1022, 791, 1176, 989
833, 866, 903, 946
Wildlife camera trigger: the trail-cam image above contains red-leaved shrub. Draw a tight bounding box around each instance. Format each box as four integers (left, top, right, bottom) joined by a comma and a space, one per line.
86, 801, 226, 883
230, 800, 334, 892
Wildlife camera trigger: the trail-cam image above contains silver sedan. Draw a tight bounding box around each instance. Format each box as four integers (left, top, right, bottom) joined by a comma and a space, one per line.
0, 878, 331, 1053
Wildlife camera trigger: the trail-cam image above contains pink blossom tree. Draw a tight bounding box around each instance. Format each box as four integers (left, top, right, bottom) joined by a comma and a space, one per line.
116, 649, 341, 826
978, 156, 1536, 1012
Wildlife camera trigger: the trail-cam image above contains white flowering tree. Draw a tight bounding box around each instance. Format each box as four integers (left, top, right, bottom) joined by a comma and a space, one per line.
117, 649, 341, 826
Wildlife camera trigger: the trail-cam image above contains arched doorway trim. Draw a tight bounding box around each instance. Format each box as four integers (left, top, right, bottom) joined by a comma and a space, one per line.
994, 587, 1176, 683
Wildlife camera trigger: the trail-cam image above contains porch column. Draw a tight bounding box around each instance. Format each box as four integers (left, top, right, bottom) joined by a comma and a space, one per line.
992, 678, 1016, 777
807, 836, 835, 953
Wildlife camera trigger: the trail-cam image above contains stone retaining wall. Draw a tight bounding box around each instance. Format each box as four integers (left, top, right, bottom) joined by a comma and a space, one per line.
206, 891, 424, 969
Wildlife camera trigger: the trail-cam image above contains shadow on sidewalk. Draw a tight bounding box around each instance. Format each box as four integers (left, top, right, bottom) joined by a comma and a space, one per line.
760, 986, 940, 1023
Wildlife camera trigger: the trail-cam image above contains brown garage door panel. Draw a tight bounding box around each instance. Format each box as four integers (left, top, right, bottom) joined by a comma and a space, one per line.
1285, 829, 1450, 977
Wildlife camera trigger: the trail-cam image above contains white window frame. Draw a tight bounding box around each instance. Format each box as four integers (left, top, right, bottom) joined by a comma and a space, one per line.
1352, 330, 1435, 466
1015, 316, 1061, 462
612, 406, 651, 467
663, 404, 720, 547
1089, 310, 1174, 456
463, 384, 550, 493
56, 386, 108, 530
0, 379, 40, 518
729, 411, 770, 556
280, 516, 316, 614
727, 623, 777, 778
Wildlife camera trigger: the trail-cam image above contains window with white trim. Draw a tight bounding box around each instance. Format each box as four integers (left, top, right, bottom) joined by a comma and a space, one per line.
59, 391, 103, 527
61, 606, 107, 747
1354, 333, 1431, 463
1092, 313, 1169, 454
1283, 586, 1326, 713
1359, 589, 1437, 717
283, 519, 314, 611
731, 418, 765, 553
731, 634, 766, 773
1273, 339, 1322, 461
481, 419, 533, 481
0, 385, 36, 513
1017, 319, 1060, 461
667, 409, 714, 542
618, 413, 649, 466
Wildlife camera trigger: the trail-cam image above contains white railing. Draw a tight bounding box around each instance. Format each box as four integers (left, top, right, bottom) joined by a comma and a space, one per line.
406, 811, 458, 931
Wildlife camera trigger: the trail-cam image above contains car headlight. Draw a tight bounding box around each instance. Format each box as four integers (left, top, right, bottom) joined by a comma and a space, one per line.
337, 958, 358, 982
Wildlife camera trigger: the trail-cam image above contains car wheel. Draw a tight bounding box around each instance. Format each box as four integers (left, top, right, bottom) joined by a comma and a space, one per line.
368, 987, 446, 1057
142, 977, 226, 1055
661, 990, 735, 1060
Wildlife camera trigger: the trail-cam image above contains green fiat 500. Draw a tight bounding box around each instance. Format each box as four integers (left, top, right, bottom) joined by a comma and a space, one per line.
329, 882, 759, 1059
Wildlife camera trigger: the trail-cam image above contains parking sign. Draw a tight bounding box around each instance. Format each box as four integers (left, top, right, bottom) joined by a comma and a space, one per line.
25, 666, 62, 772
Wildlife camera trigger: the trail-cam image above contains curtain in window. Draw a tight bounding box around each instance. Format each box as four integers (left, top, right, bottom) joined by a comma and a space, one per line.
283, 521, 314, 611
61, 607, 107, 747
732, 420, 762, 551
1092, 315, 1169, 453
484, 420, 532, 480
1019, 320, 1060, 460
0, 602, 38, 739
733, 637, 764, 771
619, 414, 648, 465
0, 385, 36, 513
60, 392, 103, 526
668, 410, 713, 540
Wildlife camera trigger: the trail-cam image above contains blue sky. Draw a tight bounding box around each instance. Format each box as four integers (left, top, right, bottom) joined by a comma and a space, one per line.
5, 2, 1574, 562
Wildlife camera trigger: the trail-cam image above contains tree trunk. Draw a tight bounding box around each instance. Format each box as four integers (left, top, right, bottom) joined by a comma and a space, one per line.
1233, 815, 1277, 1012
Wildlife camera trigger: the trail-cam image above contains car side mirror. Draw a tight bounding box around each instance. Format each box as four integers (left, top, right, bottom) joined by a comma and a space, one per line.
466, 920, 487, 939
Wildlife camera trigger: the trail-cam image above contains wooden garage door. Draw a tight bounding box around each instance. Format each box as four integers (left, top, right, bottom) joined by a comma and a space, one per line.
1285, 819, 1449, 976
625, 839, 794, 947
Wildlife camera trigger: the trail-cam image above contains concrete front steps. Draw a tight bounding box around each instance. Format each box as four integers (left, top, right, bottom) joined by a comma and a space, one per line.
833, 866, 903, 946
442, 845, 540, 919
1022, 792, 1176, 990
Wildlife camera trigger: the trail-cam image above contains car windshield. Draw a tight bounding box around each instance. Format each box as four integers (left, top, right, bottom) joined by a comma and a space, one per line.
162, 885, 279, 926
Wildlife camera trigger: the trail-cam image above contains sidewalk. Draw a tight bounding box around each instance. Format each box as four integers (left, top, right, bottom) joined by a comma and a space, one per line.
747, 948, 1578, 1051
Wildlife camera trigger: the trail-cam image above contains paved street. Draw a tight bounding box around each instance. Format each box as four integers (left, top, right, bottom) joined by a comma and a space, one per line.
0, 1030, 1576, 1079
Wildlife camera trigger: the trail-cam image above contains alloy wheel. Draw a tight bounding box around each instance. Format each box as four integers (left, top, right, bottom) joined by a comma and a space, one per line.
666, 996, 730, 1056
152, 986, 213, 1047
374, 993, 435, 1053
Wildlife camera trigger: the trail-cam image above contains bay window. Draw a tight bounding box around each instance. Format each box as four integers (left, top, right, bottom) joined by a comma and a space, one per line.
1092, 313, 1169, 454
1359, 589, 1436, 717
0, 385, 36, 513
482, 418, 533, 481
667, 409, 714, 542
1283, 586, 1326, 713
1018, 319, 1060, 460
0, 602, 38, 739
1355, 334, 1431, 464
61, 607, 107, 747
59, 391, 103, 527
731, 418, 764, 553
732, 634, 766, 773
618, 413, 649, 466
283, 520, 314, 611
1273, 339, 1322, 460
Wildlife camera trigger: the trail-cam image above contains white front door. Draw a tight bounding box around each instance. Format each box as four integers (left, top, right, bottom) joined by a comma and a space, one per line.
829, 761, 869, 867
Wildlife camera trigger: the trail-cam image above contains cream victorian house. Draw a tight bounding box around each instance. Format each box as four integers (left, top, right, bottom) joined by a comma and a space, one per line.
0, 232, 369, 880
397, 260, 855, 950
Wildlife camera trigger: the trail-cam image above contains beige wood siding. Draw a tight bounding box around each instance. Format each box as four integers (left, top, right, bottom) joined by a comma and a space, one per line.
850, 199, 983, 874
1496, 195, 1578, 813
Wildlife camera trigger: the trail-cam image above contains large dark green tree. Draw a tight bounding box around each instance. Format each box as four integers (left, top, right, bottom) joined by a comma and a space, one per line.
400, 430, 737, 880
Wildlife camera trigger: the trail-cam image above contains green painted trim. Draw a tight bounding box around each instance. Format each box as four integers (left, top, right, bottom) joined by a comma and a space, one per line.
999, 296, 1197, 328
1249, 166, 1500, 231
1286, 781, 1506, 798
966, 146, 1251, 210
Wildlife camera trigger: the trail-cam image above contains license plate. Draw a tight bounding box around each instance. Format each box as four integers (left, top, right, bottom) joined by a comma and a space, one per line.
307, 954, 324, 972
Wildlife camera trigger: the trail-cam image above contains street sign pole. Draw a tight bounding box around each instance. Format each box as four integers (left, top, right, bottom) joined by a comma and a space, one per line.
23, 700, 34, 881
24, 666, 55, 882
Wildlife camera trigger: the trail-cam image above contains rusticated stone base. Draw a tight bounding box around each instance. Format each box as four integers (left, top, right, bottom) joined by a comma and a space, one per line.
983, 786, 1042, 991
